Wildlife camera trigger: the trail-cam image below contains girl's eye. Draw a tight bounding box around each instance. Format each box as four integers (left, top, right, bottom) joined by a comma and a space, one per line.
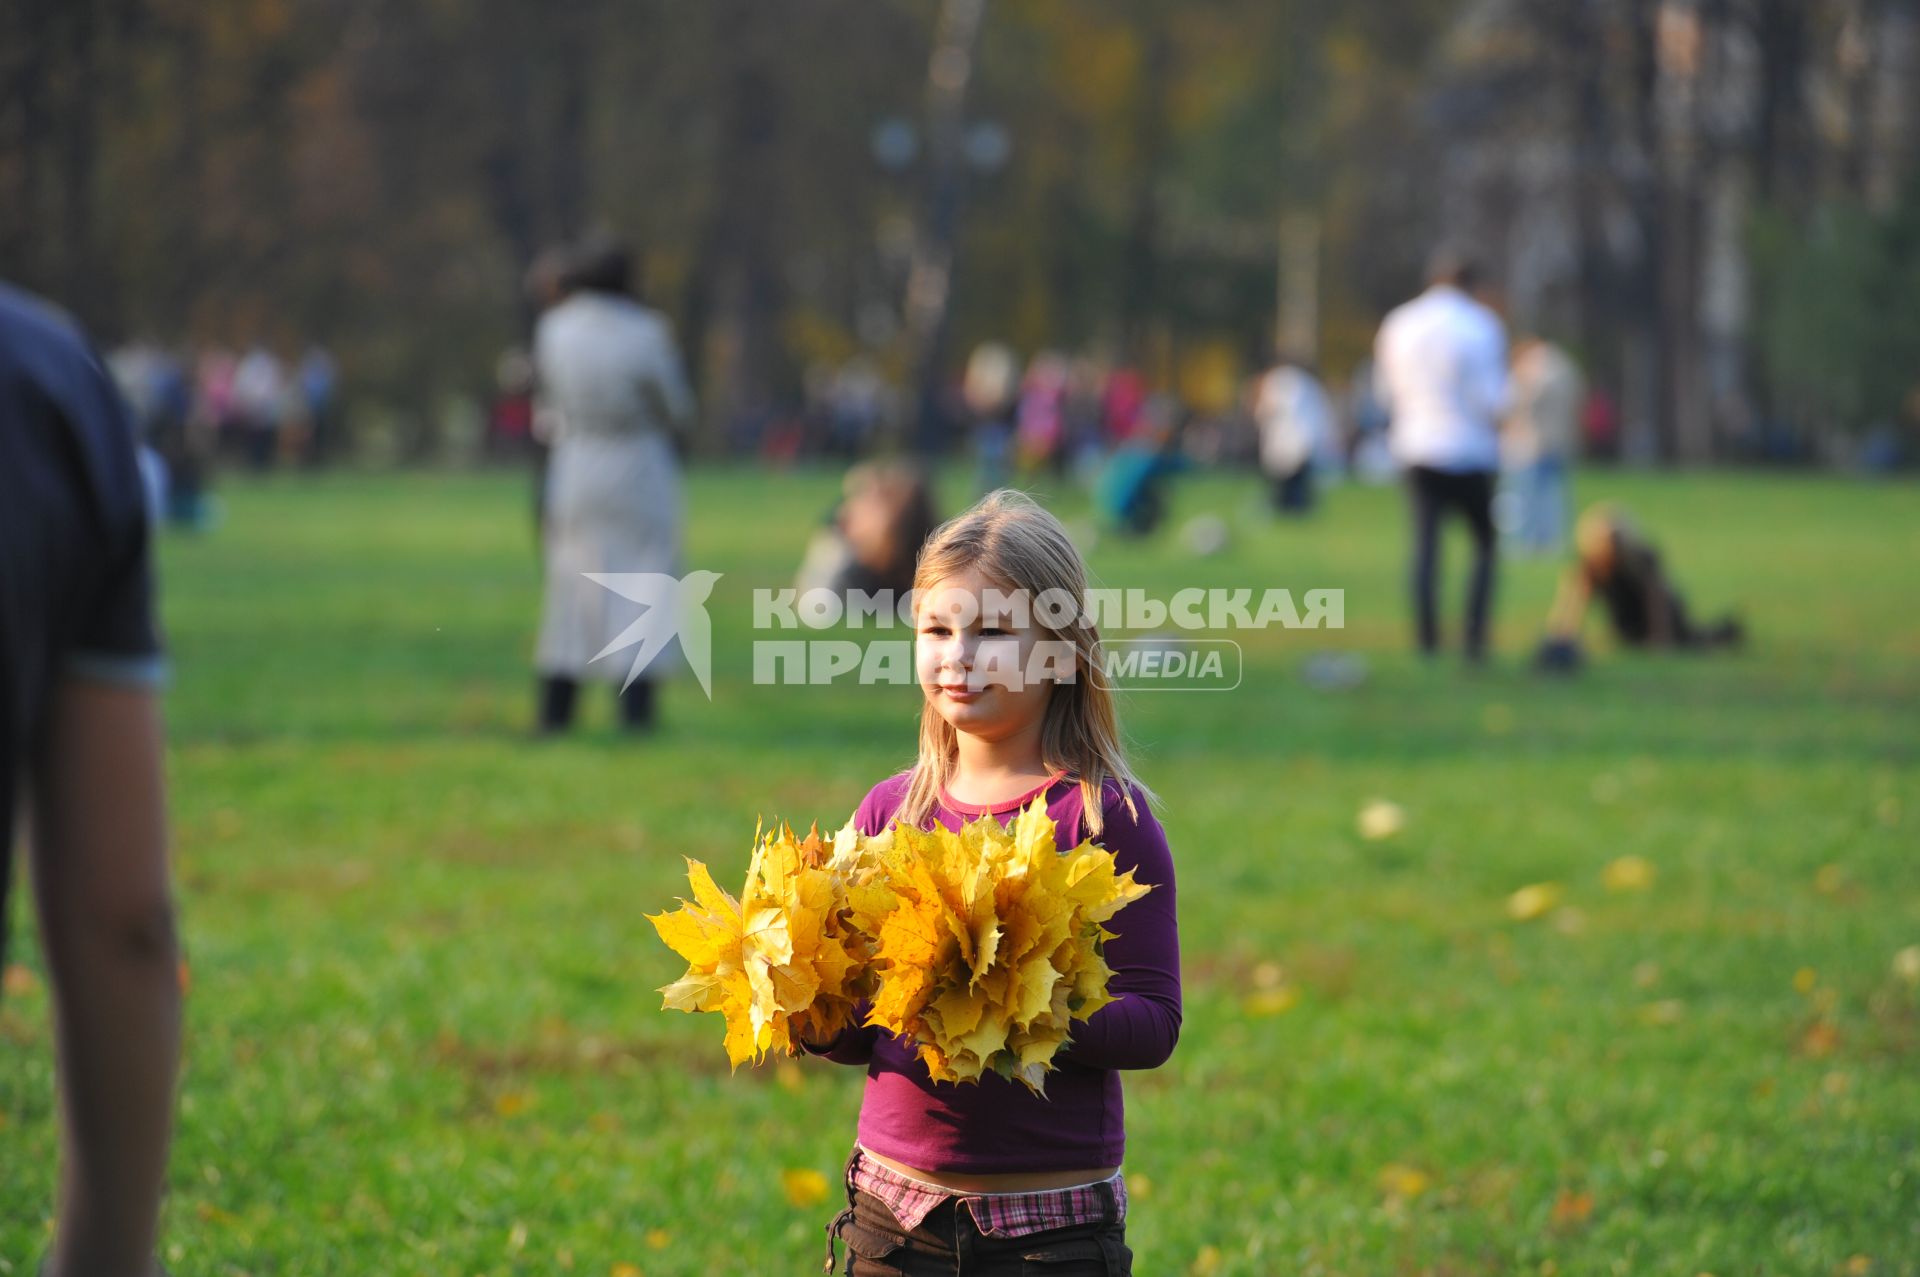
921, 625, 951, 637
980, 627, 1008, 637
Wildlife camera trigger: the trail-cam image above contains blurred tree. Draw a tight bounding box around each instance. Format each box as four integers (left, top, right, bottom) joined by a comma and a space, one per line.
0, 0, 1909, 463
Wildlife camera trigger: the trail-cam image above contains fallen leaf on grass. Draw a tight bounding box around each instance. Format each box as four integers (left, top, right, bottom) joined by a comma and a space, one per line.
1800, 1020, 1840, 1058
610, 1264, 644, 1277
782, 1167, 829, 1208
1377, 1163, 1432, 1199
1550, 1188, 1594, 1229
1506, 883, 1564, 922
1601, 856, 1655, 893
493, 1091, 531, 1118
1243, 986, 1301, 1018
1794, 967, 1818, 994
1892, 946, 1920, 985
1190, 1245, 1223, 1276
1357, 800, 1406, 841
2, 964, 36, 997
645, 1229, 671, 1250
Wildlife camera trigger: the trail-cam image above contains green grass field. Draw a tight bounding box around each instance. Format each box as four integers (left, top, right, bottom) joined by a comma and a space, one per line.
2, 466, 1916, 1276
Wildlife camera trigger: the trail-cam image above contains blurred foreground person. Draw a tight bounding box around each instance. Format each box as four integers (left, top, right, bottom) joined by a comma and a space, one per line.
1, 284, 180, 1277
1536, 505, 1744, 670
794, 462, 938, 599
1375, 247, 1508, 662
1501, 334, 1584, 554
532, 233, 696, 733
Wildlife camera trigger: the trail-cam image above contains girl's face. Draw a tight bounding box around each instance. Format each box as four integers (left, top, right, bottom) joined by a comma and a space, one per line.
915, 566, 1058, 743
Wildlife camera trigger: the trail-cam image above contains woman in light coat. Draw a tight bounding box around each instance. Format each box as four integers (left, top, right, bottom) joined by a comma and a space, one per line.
532, 235, 695, 732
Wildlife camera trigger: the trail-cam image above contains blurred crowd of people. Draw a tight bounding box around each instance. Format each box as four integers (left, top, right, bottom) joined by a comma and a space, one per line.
107, 338, 342, 528
664, 316, 1618, 559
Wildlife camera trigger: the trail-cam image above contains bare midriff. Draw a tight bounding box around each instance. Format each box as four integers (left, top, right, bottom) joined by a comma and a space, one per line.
862, 1146, 1120, 1194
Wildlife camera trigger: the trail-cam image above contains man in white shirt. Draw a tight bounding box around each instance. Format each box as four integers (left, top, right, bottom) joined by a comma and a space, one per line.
1374, 249, 1509, 661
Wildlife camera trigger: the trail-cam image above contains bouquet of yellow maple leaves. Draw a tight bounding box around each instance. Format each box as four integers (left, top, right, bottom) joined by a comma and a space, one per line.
649, 799, 1151, 1096
646, 823, 870, 1068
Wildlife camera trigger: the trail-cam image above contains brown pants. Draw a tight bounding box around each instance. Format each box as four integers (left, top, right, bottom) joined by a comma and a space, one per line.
821, 1156, 1132, 1275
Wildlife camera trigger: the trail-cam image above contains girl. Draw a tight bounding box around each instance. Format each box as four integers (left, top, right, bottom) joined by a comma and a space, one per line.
807, 489, 1181, 1276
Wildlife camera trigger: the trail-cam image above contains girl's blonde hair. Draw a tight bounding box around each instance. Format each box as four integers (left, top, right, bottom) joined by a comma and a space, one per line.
897, 489, 1148, 836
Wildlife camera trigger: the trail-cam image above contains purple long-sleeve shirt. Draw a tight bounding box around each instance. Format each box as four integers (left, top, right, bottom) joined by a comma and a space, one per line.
809, 770, 1182, 1172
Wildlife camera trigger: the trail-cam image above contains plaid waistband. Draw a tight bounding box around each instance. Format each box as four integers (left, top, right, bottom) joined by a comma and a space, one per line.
848, 1146, 1127, 1239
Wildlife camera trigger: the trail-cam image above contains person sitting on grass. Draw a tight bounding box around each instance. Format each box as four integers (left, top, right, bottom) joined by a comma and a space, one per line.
1094, 400, 1188, 537
793, 460, 938, 602
1536, 504, 1744, 669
